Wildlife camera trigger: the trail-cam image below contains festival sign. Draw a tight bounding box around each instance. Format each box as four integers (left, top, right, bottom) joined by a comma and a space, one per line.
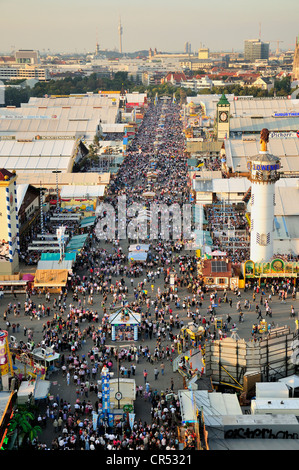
244, 258, 299, 279
0, 331, 9, 376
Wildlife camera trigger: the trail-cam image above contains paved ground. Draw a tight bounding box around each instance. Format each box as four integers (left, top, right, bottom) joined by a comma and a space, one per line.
1, 101, 298, 449
1, 254, 298, 448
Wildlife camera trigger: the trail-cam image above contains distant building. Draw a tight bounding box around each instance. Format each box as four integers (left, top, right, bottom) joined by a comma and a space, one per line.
142, 71, 165, 86
244, 39, 269, 62
0, 65, 49, 81
15, 50, 40, 65
179, 58, 214, 71
148, 48, 192, 61
251, 76, 274, 92
292, 36, 299, 80
198, 48, 209, 60
184, 42, 191, 54
163, 72, 187, 85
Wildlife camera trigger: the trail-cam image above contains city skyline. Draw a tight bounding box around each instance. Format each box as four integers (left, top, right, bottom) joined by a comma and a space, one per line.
0, 0, 298, 55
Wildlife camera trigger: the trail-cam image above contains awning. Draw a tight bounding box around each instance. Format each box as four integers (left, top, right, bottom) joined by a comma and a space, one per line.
129, 244, 150, 252
211, 251, 227, 256
128, 252, 148, 262
65, 234, 88, 253
22, 274, 35, 281
80, 216, 96, 228
34, 269, 69, 287
34, 380, 51, 400
40, 252, 76, 261
0, 280, 28, 286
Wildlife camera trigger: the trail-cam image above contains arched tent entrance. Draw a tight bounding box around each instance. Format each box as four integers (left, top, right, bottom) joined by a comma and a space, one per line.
108, 306, 141, 342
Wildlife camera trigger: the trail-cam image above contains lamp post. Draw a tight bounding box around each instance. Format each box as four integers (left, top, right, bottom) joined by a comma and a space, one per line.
52, 170, 61, 212
39, 182, 46, 237
114, 342, 131, 409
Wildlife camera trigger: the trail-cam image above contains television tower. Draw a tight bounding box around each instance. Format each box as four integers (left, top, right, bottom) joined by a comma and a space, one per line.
118, 17, 123, 54
247, 129, 281, 263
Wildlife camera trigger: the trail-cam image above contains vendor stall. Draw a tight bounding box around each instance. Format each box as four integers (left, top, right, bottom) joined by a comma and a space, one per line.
128, 251, 148, 262
17, 379, 51, 404
32, 346, 60, 377
33, 269, 68, 293
109, 307, 141, 342
128, 244, 151, 263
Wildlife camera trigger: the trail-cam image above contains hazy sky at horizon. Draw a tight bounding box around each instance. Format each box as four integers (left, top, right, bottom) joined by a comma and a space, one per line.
1, 0, 298, 54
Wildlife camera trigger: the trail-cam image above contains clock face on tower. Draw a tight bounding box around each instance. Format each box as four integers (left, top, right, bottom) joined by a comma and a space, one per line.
219, 111, 228, 122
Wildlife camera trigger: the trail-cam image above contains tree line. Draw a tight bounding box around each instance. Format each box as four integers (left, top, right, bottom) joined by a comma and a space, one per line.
2, 72, 294, 107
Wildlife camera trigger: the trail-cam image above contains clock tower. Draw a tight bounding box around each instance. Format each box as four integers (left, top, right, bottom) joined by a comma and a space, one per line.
216, 92, 230, 141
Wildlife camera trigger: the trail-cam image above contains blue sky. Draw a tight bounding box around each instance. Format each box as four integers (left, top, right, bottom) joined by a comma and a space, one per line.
1, 0, 298, 54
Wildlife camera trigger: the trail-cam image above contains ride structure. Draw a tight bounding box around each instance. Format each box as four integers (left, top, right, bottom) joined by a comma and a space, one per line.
247, 128, 281, 263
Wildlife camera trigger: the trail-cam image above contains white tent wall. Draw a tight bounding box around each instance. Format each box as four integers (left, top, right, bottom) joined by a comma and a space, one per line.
255, 382, 290, 399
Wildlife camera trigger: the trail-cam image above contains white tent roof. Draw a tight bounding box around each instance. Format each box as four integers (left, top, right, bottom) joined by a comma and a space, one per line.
225, 138, 299, 173
34, 380, 51, 400
16, 183, 29, 212
178, 389, 242, 426
0, 138, 76, 157
279, 375, 299, 390
187, 94, 299, 120
230, 97, 299, 118
125, 92, 147, 104
24, 94, 120, 106
0, 139, 79, 173
101, 123, 126, 133
60, 185, 105, 198
256, 382, 289, 398
17, 381, 35, 401
37, 260, 74, 271
193, 177, 250, 194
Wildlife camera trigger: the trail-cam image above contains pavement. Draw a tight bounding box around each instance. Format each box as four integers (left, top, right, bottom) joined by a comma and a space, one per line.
1, 100, 298, 449
1, 252, 298, 448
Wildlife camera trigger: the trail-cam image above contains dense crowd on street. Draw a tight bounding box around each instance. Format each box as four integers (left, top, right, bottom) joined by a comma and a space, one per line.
7, 98, 202, 451
4, 98, 299, 452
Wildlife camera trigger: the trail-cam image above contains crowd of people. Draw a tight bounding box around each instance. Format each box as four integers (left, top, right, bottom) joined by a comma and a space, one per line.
4, 97, 299, 452
8, 98, 203, 451
32, 387, 182, 451
206, 204, 250, 263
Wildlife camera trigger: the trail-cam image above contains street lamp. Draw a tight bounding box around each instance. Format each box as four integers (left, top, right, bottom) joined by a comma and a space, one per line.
52, 170, 61, 212
39, 182, 47, 237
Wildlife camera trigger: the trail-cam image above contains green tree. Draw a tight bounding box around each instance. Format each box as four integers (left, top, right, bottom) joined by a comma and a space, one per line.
8, 407, 42, 449
4, 86, 30, 106
274, 76, 291, 95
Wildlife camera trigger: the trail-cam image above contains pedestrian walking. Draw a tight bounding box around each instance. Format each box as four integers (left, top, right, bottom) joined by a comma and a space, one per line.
53, 419, 58, 433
